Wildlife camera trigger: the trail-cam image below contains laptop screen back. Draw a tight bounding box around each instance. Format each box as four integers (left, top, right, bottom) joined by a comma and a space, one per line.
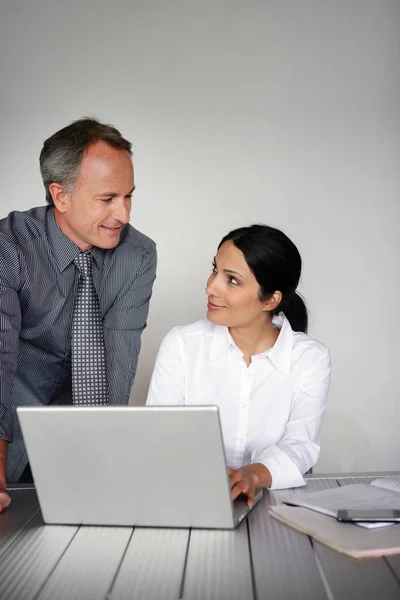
18, 405, 238, 528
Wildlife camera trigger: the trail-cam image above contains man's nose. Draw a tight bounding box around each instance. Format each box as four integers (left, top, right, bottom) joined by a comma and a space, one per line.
113, 200, 131, 224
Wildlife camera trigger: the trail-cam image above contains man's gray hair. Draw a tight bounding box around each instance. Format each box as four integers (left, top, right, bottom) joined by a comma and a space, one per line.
39, 117, 132, 205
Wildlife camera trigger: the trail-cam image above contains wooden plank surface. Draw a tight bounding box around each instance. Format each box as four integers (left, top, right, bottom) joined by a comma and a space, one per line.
313, 541, 400, 599
298, 479, 340, 493
2, 476, 400, 599
250, 488, 329, 599
36, 526, 132, 600
0, 512, 78, 600
110, 527, 189, 600
386, 555, 400, 579
183, 524, 253, 600
336, 477, 382, 486
0, 489, 40, 557
307, 472, 400, 479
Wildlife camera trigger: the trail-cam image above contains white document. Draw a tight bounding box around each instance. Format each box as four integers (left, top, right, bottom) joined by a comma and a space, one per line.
283, 477, 400, 529
371, 477, 400, 492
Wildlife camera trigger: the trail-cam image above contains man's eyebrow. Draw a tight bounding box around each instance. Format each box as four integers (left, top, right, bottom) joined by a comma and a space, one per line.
95, 186, 135, 198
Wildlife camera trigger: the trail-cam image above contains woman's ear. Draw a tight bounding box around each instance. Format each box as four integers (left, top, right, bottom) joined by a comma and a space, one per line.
262, 290, 282, 312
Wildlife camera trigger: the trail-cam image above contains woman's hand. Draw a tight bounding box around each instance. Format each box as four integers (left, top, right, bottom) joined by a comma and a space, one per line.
228, 463, 272, 506
228, 466, 258, 507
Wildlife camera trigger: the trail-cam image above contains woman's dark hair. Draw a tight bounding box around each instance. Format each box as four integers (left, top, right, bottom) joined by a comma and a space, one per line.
40, 117, 132, 205
218, 224, 308, 333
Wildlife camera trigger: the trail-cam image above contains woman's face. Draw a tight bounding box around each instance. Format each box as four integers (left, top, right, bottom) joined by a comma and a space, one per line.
206, 240, 268, 328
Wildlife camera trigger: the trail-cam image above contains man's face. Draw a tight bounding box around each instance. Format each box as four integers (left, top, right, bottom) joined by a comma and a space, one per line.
53, 140, 134, 250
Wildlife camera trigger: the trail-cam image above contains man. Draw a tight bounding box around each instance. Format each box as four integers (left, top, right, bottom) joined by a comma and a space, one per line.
0, 118, 157, 511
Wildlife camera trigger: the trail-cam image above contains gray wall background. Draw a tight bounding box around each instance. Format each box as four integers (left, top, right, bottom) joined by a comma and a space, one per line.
0, 0, 399, 472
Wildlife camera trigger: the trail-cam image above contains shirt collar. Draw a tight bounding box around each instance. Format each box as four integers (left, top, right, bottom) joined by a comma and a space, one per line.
209, 324, 232, 361
47, 207, 105, 271
266, 313, 294, 375
209, 312, 294, 375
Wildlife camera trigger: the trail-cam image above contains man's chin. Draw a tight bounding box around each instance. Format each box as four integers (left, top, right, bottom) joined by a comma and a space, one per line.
94, 234, 121, 249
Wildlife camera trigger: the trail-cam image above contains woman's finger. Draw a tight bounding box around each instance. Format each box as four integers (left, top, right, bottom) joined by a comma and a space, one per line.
228, 468, 243, 487
231, 481, 247, 501
245, 488, 255, 507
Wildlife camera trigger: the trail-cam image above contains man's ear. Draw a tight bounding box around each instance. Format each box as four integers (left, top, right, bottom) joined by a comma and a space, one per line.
49, 183, 69, 213
262, 290, 282, 312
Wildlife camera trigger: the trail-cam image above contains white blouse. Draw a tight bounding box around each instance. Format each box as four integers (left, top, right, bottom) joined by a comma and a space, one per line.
146, 313, 331, 489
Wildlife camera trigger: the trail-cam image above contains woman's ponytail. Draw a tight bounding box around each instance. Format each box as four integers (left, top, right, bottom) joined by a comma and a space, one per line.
278, 292, 308, 333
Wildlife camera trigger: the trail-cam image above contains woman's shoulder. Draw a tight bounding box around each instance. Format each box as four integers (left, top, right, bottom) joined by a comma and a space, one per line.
162, 318, 219, 345
158, 319, 222, 363
292, 329, 329, 351
291, 329, 331, 370
278, 313, 329, 361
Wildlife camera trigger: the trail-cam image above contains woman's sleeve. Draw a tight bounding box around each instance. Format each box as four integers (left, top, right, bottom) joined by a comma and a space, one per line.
251, 348, 332, 489
146, 327, 186, 406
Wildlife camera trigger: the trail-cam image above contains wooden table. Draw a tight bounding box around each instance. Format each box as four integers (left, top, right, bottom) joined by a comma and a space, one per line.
1, 473, 400, 599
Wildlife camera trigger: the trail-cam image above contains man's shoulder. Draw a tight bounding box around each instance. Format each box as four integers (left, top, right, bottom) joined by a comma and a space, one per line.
119, 223, 156, 254
0, 206, 48, 247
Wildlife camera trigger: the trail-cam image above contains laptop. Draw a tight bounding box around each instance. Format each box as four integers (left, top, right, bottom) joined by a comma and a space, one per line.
17, 405, 263, 529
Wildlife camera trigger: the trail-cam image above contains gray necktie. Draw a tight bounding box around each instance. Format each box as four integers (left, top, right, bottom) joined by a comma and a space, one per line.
71, 251, 109, 405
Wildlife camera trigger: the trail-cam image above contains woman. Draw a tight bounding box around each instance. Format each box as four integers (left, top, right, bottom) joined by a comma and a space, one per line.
147, 224, 331, 506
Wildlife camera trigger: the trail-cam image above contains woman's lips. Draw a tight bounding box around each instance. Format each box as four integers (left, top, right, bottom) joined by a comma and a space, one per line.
207, 301, 224, 310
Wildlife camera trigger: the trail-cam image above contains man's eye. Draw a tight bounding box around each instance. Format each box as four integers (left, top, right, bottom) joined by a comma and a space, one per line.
101, 198, 113, 203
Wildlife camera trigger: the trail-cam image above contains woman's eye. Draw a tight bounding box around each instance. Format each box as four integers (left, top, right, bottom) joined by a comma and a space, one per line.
228, 276, 239, 285
211, 262, 217, 273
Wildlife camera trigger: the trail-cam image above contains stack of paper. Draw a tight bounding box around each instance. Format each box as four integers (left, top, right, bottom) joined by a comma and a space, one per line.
269, 478, 400, 558
283, 477, 400, 529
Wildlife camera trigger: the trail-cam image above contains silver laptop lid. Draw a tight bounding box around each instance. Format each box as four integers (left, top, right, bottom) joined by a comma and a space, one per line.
18, 406, 240, 528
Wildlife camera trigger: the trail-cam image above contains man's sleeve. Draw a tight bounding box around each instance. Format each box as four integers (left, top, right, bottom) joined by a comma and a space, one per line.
103, 242, 157, 403
0, 238, 22, 441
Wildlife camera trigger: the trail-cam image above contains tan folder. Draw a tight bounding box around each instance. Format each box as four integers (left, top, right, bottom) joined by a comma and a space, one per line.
270, 505, 400, 559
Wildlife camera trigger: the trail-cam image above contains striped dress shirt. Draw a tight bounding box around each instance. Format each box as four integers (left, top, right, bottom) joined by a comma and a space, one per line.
0, 206, 156, 482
